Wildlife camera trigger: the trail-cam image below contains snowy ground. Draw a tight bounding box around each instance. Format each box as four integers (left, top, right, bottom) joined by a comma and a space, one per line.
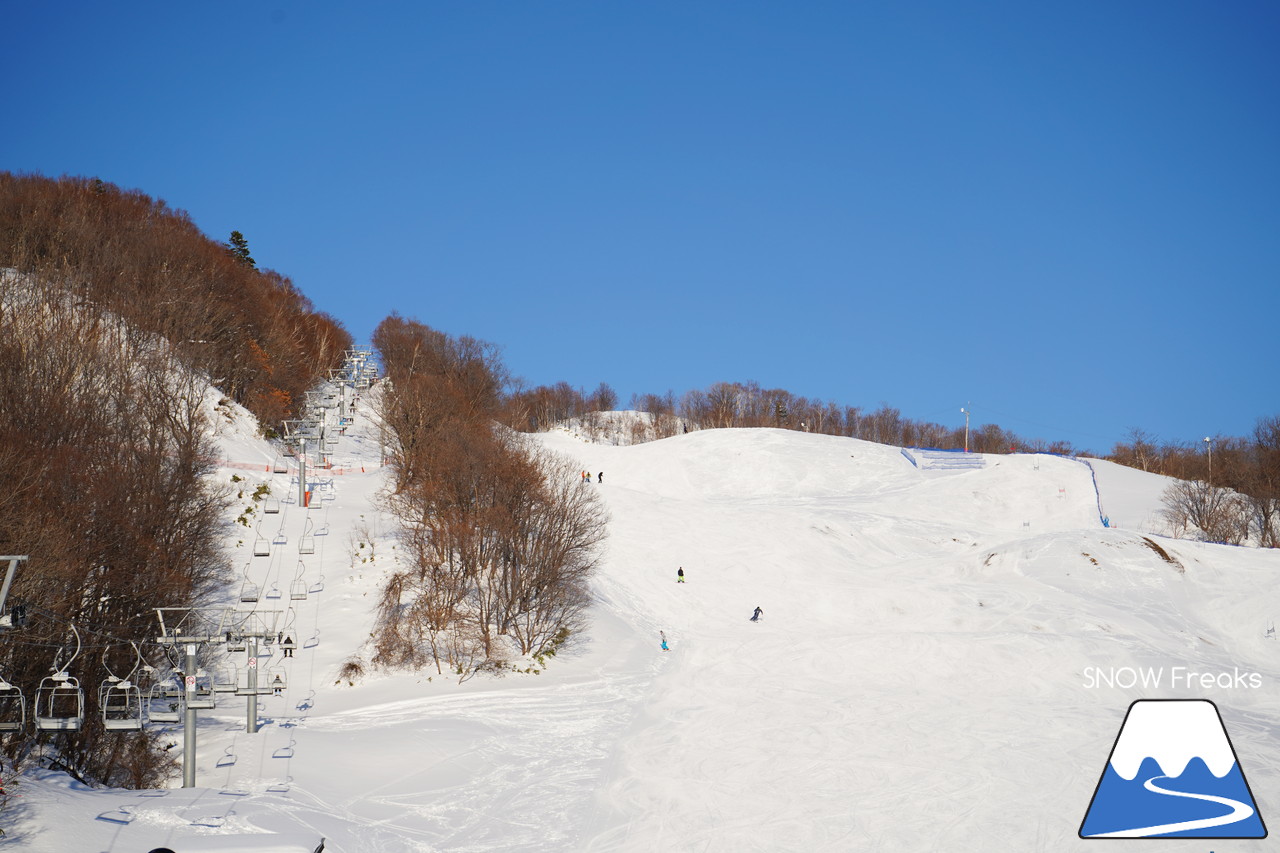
5, 396, 1280, 852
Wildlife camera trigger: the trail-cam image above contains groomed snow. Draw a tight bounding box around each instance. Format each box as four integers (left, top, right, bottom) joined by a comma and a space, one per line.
6, 393, 1280, 852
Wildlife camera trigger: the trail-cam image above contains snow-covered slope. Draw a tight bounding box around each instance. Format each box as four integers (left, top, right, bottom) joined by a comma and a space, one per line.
8, 411, 1280, 852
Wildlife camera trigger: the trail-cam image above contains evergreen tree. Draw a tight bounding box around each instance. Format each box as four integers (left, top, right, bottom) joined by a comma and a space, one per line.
226, 230, 256, 268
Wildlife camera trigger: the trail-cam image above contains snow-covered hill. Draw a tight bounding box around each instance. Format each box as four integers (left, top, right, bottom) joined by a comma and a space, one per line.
7, 400, 1280, 852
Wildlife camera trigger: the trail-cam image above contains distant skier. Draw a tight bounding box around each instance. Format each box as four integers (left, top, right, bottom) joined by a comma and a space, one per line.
677, 567, 685, 583
751, 606, 763, 622
598, 471, 603, 483
660, 631, 669, 651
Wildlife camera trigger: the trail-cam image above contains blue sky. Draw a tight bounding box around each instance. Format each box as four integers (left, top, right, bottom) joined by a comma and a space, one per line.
5, 2, 1277, 453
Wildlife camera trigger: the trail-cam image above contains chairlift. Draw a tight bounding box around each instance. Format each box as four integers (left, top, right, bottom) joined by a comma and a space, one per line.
272, 530, 288, 546
266, 668, 288, 694
240, 580, 260, 603
212, 665, 239, 694
264, 495, 281, 514
309, 576, 325, 594
98, 643, 145, 730
298, 518, 316, 555
234, 665, 263, 696
265, 581, 282, 600
146, 681, 182, 724
226, 635, 247, 653
252, 536, 270, 557
35, 625, 85, 731
100, 678, 143, 730
34, 673, 85, 731
290, 560, 308, 601
273, 456, 289, 474
0, 676, 26, 732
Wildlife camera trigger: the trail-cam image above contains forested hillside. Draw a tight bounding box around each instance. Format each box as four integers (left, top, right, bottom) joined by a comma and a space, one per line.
0, 173, 352, 785
0, 173, 351, 426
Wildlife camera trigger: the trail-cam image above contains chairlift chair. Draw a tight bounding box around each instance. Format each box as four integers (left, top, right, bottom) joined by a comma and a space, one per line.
290, 560, 308, 601
298, 518, 316, 555
265, 581, 282, 600
266, 668, 288, 694
273, 456, 289, 474
240, 580, 260, 603
0, 677, 26, 732
264, 496, 281, 514
99, 678, 143, 731
146, 682, 182, 724
252, 536, 270, 557
213, 665, 239, 694
34, 673, 85, 731
309, 576, 325, 594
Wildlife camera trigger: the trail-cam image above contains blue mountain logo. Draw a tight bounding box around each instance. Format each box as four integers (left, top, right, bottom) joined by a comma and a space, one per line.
1080, 699, 1266, 838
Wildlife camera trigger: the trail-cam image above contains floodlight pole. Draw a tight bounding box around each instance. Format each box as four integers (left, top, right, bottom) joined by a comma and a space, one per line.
183, 643, 198, 788
961, 407, 970, 453
1204, 436, 1213, 483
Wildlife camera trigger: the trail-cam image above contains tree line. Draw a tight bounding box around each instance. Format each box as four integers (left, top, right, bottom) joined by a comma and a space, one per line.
368, 315, 607, 679
1112, 422, 1280, 547
503, 379, 1078, 455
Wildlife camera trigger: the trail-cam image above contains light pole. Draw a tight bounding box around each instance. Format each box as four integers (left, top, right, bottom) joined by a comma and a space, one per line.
1204, 436, 1212, 483
961, 407, 970, 453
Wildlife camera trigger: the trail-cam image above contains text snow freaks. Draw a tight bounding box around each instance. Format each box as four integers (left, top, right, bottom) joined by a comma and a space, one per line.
1083, 666, 1262, 690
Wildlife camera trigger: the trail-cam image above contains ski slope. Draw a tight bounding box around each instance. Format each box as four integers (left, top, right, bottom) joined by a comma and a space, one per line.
7, 396, 1280, 852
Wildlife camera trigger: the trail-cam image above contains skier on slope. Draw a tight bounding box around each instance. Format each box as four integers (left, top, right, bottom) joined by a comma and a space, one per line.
751, 606, 763, 622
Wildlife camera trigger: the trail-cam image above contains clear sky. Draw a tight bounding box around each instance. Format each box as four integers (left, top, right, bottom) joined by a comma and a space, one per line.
5, 2, 1277, 453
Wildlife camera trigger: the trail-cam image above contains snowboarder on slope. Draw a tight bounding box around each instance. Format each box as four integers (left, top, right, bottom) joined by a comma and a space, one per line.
660, 631, 669, 651
677, 567, 685, 583
751, 606, 763, 622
